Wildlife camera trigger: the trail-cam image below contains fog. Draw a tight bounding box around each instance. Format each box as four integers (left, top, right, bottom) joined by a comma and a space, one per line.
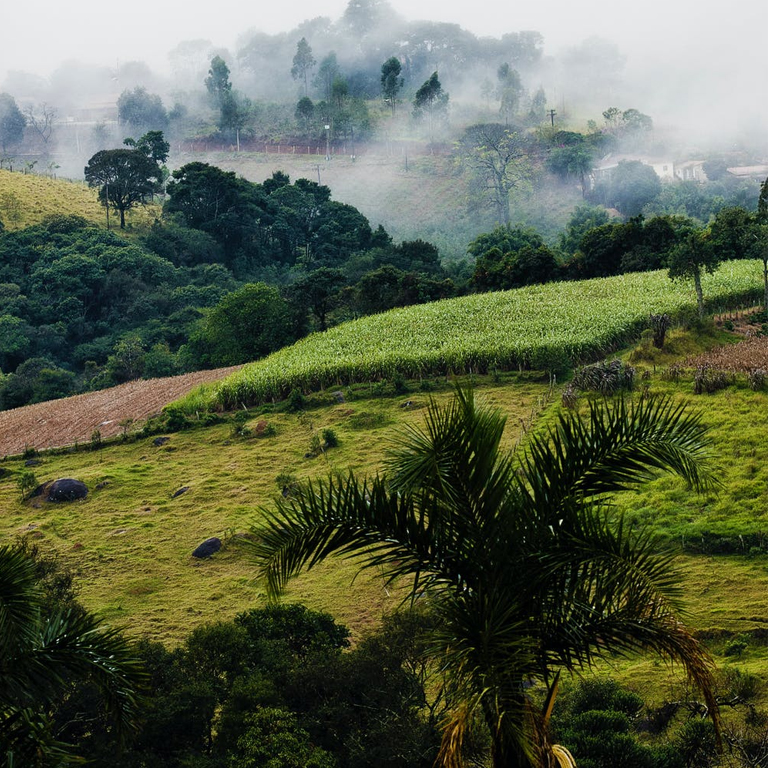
1, 0, 766, 177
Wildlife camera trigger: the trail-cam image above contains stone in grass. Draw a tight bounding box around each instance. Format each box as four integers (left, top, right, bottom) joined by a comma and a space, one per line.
153, 436, 170, 446
192, 537, 221, 559
48, 478, 88, 502
172, 486, 190, 498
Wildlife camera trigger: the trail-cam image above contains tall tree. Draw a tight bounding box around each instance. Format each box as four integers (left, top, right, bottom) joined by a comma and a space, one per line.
117, 87, 168, 132
381, 56, 403, 115
314, 53, 340, 102
23, 103, 56, 152
755, 177, 768, 311
413, 71, 449, 143
667, 224, 720, 319
457, 123, 533, 224
291, 37, 316, 97
496, 63, 523, 125
247, 388, 718, 768
0, 93, 26, 154
84, 148, 163, 228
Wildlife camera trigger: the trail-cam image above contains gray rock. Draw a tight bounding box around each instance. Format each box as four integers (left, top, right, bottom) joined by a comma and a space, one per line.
172, 486, 189, 498
192, 537, 221, 558
153, 436, 170, 446
48, 478, 88, 502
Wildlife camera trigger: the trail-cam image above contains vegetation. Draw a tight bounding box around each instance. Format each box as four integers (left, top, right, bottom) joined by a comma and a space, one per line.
185, 261, 762, 410
249, 388, 718, 767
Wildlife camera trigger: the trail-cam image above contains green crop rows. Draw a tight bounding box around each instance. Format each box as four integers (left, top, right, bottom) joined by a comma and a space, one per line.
179, 261, 762, 411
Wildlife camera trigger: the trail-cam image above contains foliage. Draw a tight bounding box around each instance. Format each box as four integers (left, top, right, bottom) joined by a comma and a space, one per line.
247, 387, 718, 767
592, 160, 662, 216
117, 87, 168, 133
189, 282, 296, 367
193, 261, 762, 411
291, 37, 315, 96
413, 72, 449, 140
84, 148, 163, 228
571, 359, 635, 394
380, 56, 403, 113
457, 123, 534, 224
0, 544, 144, 765
0, 93, 26, 153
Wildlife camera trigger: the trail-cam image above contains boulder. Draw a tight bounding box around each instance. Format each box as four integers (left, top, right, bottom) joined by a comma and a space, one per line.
47, 478, 88, 502
172, 486, 190, 498
192, 537, 221, 559
153, 436, 170, 446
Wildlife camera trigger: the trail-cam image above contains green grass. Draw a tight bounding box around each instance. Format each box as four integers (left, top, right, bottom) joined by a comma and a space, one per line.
178, 261, 764, 412
0, 377, 552, 644
0, 169, 161, 231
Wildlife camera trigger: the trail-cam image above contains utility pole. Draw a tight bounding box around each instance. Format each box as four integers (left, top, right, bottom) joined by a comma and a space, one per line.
548, 109, 556, 127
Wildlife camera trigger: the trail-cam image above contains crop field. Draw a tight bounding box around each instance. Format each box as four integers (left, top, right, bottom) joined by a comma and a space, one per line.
0, 169, 161, 231
0, 366, 242, 456
686, 335, 768, 372
181, 261, 764, 412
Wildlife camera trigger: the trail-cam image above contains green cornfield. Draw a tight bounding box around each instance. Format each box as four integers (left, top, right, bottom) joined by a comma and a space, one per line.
179, 261, 763, 411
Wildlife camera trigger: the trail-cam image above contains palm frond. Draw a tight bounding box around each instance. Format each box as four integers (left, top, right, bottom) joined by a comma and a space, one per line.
520, 396, 717, 517
0, 545, 42, 660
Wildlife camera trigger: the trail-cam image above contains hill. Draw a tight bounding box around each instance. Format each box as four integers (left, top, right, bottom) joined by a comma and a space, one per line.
178, 261, 764, 412
0, 168, 160, 231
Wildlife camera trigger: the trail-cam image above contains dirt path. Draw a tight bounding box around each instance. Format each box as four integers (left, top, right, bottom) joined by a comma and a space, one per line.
0, 367, 241, 456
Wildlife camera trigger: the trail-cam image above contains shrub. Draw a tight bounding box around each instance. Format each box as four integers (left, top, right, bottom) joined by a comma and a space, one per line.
275, 472, 299, 498
748, 368, 767, 391
17, 470, 38, 500
321, 428, 338, 448
693, 365, 730, 395
649, 313, 672, 348
723, 635, 749, 657
572, 360, 635, 394
287, 388, 306, 412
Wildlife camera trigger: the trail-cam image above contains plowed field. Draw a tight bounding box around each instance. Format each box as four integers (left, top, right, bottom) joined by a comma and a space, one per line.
0, 367, 240, 456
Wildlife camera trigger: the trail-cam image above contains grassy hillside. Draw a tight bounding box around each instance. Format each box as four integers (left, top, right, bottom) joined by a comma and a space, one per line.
0, 168, 161, 230
178, 261, 764, 412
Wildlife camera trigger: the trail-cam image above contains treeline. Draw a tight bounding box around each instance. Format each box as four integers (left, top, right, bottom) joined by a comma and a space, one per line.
0, 162, 764, 411
0, 167, 455, 410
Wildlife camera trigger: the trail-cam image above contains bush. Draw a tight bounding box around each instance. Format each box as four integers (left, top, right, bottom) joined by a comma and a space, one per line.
572, 360, 635, 394
748, 368, 767, 391
693, 365, 730, 395
321, 428, 338, 448
723, 635, 749, 657
17, 470, 38, 500
286, 388, 306, 412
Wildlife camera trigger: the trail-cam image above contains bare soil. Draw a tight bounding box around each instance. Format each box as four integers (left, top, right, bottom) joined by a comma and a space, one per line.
0, 367, 241, 456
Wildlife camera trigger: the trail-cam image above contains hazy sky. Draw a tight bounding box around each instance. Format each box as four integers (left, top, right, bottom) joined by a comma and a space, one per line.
2, 0, 766, 141
3, 0, 764, 81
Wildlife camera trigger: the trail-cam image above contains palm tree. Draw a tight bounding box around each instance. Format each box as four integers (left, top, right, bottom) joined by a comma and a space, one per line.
0, 544, 145, 766
248, 388, 719, 768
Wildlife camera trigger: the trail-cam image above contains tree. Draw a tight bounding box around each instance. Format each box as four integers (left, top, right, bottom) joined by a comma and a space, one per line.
496, 63, 523, 124
248, 388, 718, 768
0, 544, 144, 764
117, 87, 168, 132
457, 124, 533, 224
295, 96, 315, 136
314, 53, 340, 102
124, 129, 170, 165
291, 37, 316, 97
84, 148, 163, 228
190, 283, 296, 367
547, 140, 594, 197
413, 72, 449, 143
667, 225, 721, 319
757, 178, 768, 312
23, 103, 56, 152
595, 160, 661, 216
381, 57, 403, 114
0, 93, 26, 154
288, 267, 346, 331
